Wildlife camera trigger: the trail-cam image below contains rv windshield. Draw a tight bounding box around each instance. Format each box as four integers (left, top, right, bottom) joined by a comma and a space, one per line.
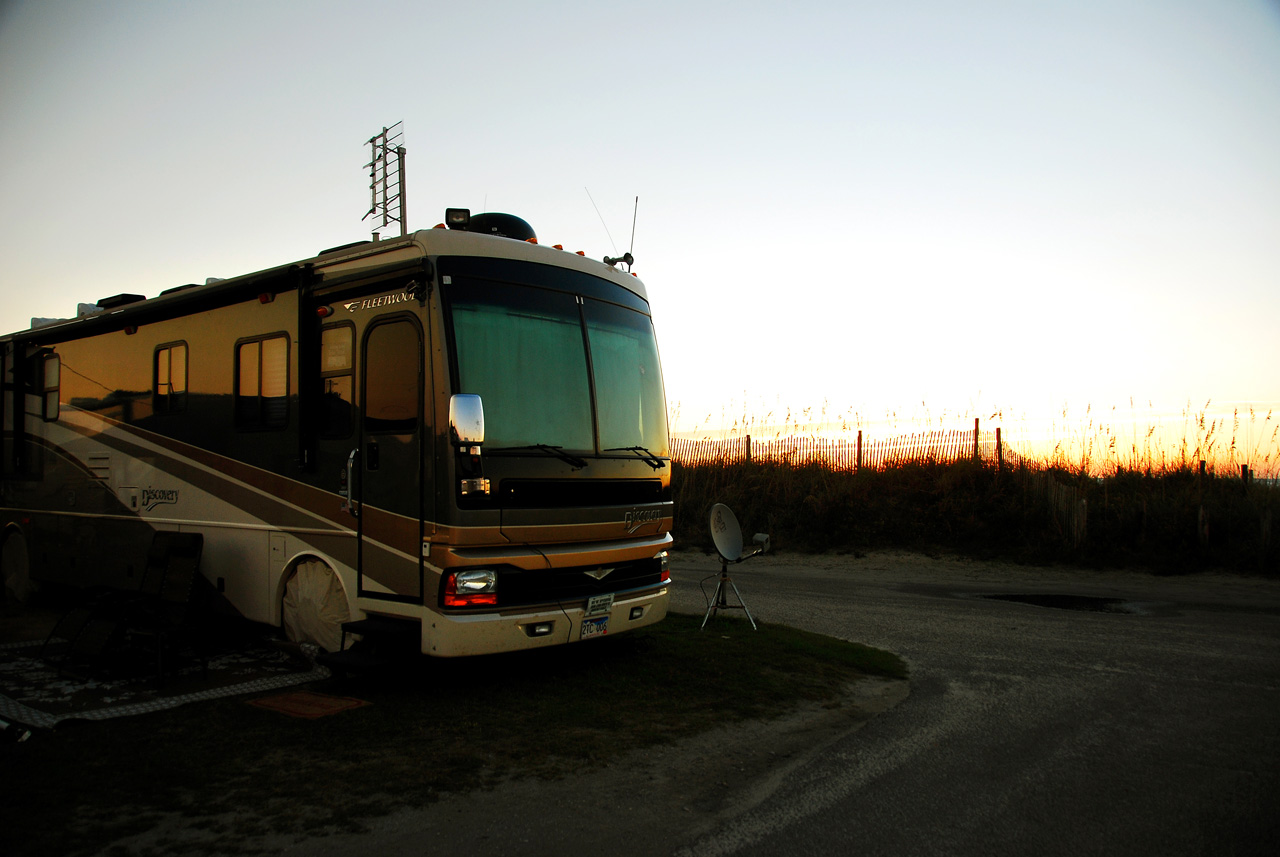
443, 266, 668, 458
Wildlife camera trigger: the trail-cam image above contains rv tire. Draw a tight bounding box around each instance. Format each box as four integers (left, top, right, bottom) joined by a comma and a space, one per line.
281, 559, 350, 653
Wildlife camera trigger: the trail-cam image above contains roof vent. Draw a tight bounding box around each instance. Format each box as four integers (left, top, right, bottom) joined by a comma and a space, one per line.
96, 293, 146, 309
318, 240, 373, 256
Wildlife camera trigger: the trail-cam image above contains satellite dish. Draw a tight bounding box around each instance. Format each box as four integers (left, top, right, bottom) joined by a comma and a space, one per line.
709, 503, 743, 562
702, 502, 768, 631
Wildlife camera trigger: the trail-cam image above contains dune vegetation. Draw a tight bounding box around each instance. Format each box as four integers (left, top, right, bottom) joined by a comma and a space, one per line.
669, 403, 1279, 575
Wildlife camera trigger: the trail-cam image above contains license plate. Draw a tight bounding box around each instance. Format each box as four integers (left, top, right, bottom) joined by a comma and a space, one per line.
581, 616, 609, 640
586, 593, 614, 616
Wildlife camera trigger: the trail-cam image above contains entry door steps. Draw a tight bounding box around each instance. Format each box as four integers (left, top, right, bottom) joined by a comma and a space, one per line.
316, 615, 420, 676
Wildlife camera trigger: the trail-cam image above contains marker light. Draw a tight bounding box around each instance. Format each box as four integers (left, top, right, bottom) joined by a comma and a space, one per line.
443, 569, 498, 607
316, 305, 333, 318
553, 244, 564, 250
124, 326, 138, 336
526, 237, 538, 244
258, 293, 274, 304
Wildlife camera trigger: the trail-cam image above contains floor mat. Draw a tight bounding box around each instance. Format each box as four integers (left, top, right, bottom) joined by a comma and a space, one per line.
0, 638, 329, 730
244, 689, 370, 718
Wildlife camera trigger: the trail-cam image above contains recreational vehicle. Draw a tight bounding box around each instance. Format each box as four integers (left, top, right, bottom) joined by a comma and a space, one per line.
0, 211, 673, 657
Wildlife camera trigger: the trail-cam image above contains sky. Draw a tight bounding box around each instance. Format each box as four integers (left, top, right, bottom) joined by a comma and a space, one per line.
1, 0, 1278, 459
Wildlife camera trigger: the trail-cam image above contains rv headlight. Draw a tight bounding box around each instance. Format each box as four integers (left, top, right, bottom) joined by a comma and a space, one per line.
443, 569, 498, 607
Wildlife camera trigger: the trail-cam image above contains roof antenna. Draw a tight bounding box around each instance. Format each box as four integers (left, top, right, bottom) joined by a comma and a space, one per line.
585, 187, 617, 255
363, 122, 407, 238
600, 193, 640, 272
629, 196, 638, 253
626, 195, 639, 265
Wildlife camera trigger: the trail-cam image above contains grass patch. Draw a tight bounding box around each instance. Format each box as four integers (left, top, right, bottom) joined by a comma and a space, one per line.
0, 613, 904, 857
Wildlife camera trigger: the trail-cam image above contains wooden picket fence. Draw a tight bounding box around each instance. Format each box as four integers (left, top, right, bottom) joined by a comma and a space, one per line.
1018, 469, 1088, 547
670, 420, 1023, 472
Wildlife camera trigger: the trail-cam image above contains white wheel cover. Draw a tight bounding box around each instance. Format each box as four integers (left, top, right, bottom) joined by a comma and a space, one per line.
282, 560, 349, 653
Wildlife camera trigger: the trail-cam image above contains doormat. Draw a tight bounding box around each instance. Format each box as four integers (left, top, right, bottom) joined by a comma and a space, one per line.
0, 638, 329, 731
245, 689, 370, 719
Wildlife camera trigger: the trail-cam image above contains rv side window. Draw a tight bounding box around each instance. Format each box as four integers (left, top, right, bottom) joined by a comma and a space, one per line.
320, 324, 354, 437
235, 335, 289, 430
363, 319, 419, 434
41, 353, 60, 422
154, 342, 188, 414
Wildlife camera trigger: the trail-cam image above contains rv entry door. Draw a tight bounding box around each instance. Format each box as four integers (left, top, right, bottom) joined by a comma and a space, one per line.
355, 314, 426, 603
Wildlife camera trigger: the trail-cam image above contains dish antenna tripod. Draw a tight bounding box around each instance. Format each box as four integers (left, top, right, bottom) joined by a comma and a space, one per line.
702, 503, 770, 630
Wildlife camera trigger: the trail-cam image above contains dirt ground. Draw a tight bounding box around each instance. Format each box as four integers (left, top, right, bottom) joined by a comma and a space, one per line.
112, 674, 908, 857
22, 551, 911, 856
15, 548, 1278, 855
0, 602, 61, 645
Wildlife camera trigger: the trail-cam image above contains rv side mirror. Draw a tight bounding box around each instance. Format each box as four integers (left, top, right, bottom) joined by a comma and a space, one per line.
449, 394, 485, 449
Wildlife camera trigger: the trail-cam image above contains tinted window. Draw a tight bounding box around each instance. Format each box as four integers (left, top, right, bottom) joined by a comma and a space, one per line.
448, 281, 593, 451
320, 324, 354, 437
585, 301, 668, 455
363, 320, 419, 434
42, 354, 59, 422
236, 335, 289, 430
154, 342, 188, 414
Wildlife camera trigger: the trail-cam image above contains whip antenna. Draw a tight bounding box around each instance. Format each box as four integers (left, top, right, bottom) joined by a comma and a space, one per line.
628, 196, 638, 256
584, 187, 617, 255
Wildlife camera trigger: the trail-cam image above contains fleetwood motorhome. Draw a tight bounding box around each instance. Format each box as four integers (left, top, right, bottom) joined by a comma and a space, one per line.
0, 210, 672, 656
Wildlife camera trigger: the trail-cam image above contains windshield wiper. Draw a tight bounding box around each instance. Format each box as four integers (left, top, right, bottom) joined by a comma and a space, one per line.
488, 444, 589, 469
606, 446, 666, 469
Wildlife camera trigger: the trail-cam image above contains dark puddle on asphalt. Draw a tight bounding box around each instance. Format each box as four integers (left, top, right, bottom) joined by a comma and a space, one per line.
980, 593, 1162, 615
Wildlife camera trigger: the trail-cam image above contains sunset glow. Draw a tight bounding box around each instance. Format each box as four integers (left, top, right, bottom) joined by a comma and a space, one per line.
669, 398, 1280, 479
2, 1, 1276, 471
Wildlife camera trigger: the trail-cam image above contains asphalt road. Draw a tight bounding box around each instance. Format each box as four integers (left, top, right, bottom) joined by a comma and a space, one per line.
670, 552, 1280, 857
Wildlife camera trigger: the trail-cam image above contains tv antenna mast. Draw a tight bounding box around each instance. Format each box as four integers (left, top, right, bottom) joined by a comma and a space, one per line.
364, 122, 408, 239
702, 503, 770, 630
